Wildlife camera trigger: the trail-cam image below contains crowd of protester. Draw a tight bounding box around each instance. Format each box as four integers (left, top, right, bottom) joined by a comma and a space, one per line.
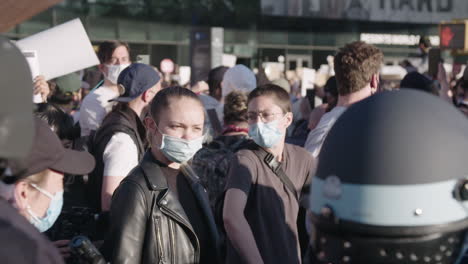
2, 36, 468, 264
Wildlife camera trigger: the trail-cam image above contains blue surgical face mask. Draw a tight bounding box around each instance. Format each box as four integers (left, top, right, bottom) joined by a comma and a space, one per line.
157, 127, 204, 164
26, 183, 63, 233
249, 119, 284, 148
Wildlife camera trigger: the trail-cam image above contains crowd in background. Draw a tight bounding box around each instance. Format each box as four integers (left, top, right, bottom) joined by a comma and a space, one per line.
2, 36, 468, 264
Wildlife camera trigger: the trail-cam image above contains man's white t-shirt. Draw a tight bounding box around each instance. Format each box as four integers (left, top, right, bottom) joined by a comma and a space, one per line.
102, 132, 139, 177
304, 106, 347, 158
79, 86, 119, 137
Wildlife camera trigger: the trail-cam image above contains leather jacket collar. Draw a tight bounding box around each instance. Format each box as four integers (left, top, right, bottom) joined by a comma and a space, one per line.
139, 151, 220, 247
139, 151, 170, 191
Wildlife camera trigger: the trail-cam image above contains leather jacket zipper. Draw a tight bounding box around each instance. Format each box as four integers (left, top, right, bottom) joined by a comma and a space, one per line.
169, 220, 176, 263
155, 216, 165, 263
160, 207, 201, 263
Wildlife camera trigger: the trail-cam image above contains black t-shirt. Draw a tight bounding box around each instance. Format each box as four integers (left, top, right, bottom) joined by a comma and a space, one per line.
161, 167, 217, 264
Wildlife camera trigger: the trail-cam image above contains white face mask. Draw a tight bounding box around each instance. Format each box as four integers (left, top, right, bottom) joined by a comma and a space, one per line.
26, 183, 63, 233
155, 125, 203, 163
105, 63, 130, 84
248, 119, 284, 148
159, 133, 204, 164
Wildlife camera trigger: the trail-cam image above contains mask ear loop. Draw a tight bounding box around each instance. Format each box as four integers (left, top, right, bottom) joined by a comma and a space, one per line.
29, 183, 54, 200
455, 235, 468, 264
26, 204, 42, 222
453, 178, 468, 264
153, 124, 166, 150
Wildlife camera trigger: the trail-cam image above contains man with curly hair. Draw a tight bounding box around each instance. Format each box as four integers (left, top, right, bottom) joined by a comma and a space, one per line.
304, 41, 383, 157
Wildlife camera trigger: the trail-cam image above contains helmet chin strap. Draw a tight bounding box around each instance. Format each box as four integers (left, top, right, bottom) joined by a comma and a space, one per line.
455, 236, 468, 264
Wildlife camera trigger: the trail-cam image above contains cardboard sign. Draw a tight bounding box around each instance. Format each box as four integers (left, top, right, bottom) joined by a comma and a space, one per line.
222, 54, 237, 67
301, 67, 316, 97
22, 50, 43, 103
22, 50, 40, 78
16, 18, 99, 80
136, 54, 150, 65
179, 66, 191, 86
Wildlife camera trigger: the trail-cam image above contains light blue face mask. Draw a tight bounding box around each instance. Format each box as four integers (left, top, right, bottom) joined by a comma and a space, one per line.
26, 183, 63, 233
249, 119, 284, 148
158, 130, 204, 164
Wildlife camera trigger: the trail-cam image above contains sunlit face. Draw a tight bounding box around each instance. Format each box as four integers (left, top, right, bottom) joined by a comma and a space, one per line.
247, 95, 292, 133
16, 169, 64, 219
147, 97, 205, 149
100, 45, 130, 76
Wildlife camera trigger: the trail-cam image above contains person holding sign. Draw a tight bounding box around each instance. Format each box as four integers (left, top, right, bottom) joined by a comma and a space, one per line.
33, 75, 50, 102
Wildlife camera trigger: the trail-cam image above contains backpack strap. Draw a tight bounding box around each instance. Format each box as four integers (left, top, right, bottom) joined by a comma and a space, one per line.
251, 146, 299, 202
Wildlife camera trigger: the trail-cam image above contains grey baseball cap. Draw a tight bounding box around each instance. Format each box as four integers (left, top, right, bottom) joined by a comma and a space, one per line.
0, 36, 33, 159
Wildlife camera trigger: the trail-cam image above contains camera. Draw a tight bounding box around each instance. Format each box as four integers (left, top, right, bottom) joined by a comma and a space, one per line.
69, 236, 106, 264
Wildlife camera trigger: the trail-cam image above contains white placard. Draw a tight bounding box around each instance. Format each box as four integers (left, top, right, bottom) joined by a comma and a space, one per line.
22, 50, 43, 103
22, 50, 40, 78
136, 54, 150, 65
301, 67, 316, 97
263, 62, 284, 81
16, 18, 99, 80
380, 65, 407, 80
222, 54, 237, 67
179, 66, 191, 86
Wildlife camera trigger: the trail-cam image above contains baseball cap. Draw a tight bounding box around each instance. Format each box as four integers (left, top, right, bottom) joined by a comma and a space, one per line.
0, 36, 33, 159
110, 63, 161, 102
7, 117, 95, 180
55, 73, 81, 93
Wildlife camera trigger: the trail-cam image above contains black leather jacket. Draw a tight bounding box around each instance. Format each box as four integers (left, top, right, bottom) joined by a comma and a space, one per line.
102, 151, 221, 264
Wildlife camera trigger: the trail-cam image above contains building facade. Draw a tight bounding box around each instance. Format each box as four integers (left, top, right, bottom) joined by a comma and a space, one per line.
7, 0, 463, 71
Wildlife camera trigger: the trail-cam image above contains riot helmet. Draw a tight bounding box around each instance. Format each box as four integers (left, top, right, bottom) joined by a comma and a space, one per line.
0, 36, 33, 160
309, 89, 468, 264
0, 36, 34, 180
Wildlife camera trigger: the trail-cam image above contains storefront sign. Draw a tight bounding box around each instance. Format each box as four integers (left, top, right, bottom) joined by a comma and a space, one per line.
262, 0, 467, 24
360, 33, 440, 46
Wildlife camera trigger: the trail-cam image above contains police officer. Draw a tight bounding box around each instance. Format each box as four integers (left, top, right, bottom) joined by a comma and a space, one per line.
309, 89, 468, 264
